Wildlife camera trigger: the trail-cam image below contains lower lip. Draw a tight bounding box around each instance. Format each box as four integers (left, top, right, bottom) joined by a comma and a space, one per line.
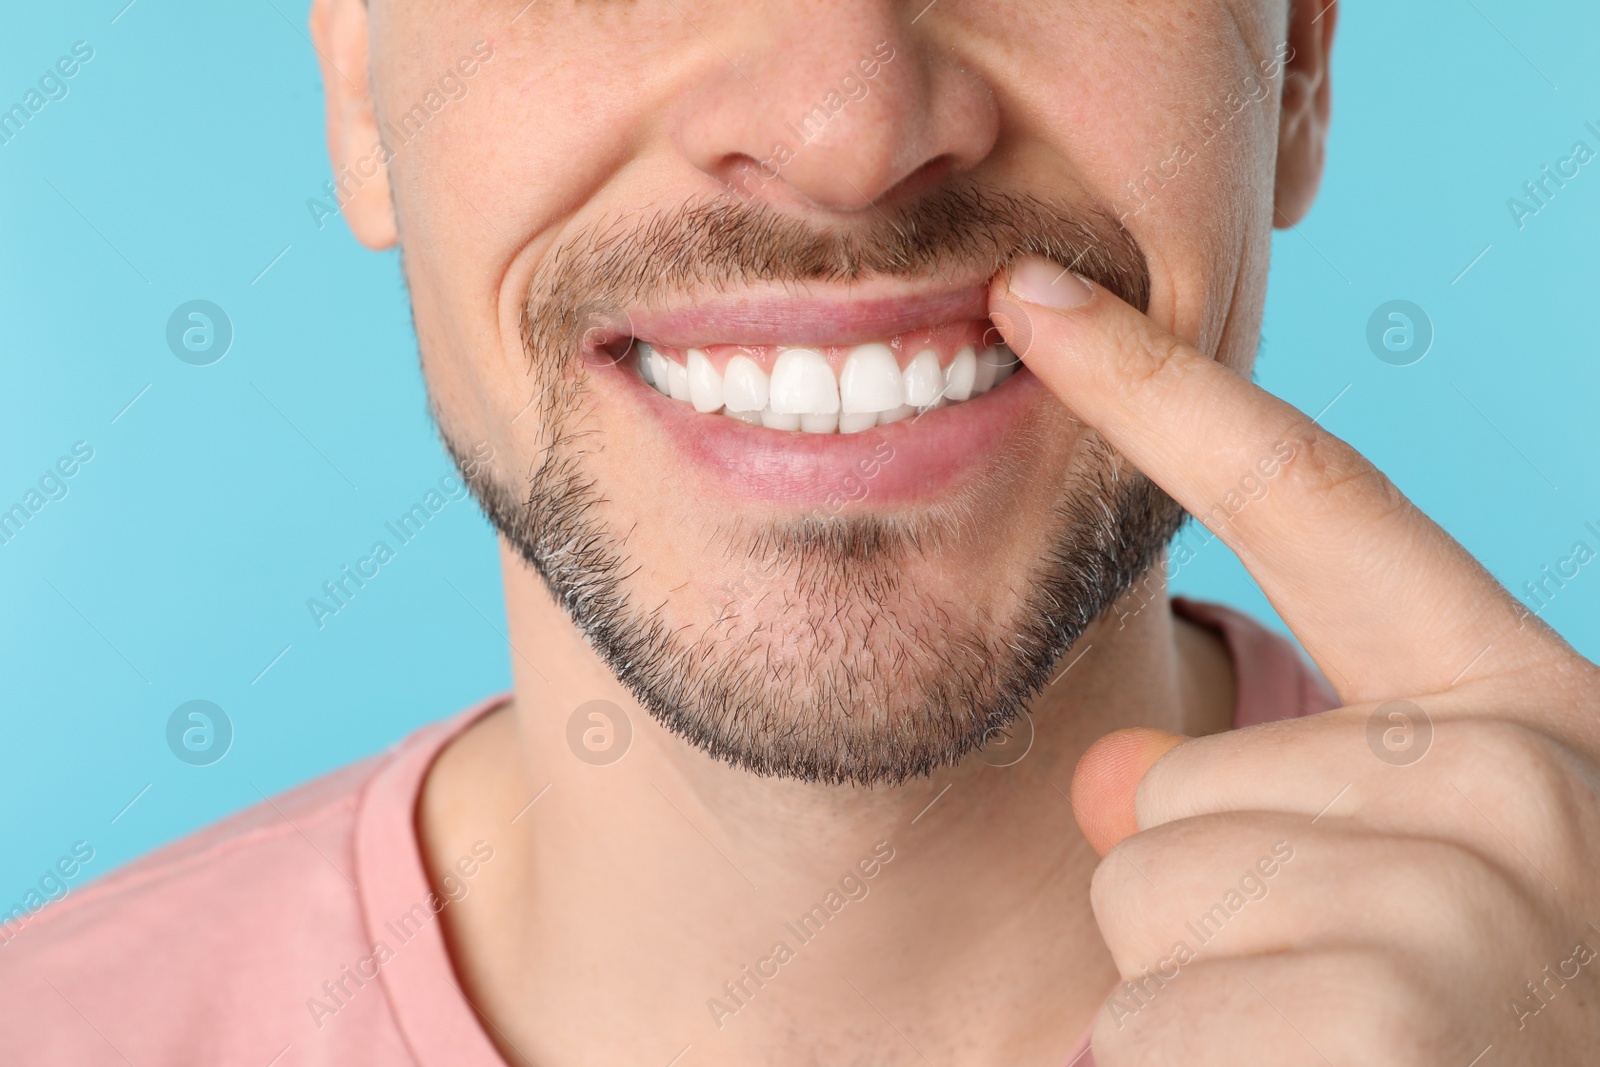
599, 356, 1045, 508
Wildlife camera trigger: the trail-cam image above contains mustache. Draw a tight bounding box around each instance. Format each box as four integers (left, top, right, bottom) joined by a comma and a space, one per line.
519, 185, 1150, 363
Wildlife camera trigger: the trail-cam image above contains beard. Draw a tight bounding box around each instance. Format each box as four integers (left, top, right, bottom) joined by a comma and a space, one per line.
437, 185, 1185, 787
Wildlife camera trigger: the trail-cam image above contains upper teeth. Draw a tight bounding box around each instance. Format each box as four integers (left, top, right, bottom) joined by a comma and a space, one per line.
636, 342, 1018, 433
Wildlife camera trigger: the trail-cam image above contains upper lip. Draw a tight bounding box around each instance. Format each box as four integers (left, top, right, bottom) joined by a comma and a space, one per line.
622, 279, 992, 348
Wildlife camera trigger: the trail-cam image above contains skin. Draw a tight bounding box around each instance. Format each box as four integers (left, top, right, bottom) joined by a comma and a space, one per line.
1002, 262, 1600, 1064
305, 0, 1600, 1063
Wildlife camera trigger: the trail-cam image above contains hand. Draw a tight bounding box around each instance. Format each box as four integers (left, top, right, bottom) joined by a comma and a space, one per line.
990, 257, 1600, 1066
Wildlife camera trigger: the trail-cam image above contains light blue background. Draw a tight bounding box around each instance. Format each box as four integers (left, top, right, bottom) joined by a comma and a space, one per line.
2, 1, 1597, 899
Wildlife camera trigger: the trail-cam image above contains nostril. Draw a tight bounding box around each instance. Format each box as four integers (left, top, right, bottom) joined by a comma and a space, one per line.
877, 154, 957, 205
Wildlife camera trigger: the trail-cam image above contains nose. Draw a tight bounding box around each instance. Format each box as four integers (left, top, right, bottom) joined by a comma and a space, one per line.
675, 6, 999, 212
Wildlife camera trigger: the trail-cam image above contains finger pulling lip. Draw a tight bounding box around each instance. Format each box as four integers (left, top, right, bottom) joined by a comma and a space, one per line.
623, 282, 992, 348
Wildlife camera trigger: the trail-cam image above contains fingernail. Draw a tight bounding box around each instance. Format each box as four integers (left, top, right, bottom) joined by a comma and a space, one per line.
1008, 256, 1093, 309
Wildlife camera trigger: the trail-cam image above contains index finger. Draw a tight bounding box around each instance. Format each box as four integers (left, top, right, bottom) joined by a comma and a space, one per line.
989, 256, 1541, 705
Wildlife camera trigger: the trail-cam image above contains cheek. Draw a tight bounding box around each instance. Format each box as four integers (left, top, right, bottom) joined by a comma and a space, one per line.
979, 3, 1278, 357
378, 11, 702, 447
377, 5, 687, 260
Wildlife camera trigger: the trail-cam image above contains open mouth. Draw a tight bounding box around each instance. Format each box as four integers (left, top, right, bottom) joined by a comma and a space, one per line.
632, 321, 1020, 435
598, 282, 1046, 506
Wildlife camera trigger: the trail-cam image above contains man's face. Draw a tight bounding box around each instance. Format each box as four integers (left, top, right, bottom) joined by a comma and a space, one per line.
327, 0, 1301, 784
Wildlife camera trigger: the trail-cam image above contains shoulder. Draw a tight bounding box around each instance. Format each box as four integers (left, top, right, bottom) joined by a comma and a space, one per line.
0, 751, 414, 1066
1173, 596, 1340, 724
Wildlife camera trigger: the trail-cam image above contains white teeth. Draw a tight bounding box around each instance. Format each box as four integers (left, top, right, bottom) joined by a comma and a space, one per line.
647, 346, 672, 393
638, 338, 1008, 434
637, 343, 659, 387
971, 347, 1001, 395
944, 347, 976, 402
984, 344, 1019, 374
903, 349, 942, 408
839, 344, 903, 413
722, 355, 769, 412
769, 348, 839, 415
973, 345, 1020, 395
687, 349, 724, 413
664, 355, 691, 402
760, 408, 801, 430
993, 350, 1018, 385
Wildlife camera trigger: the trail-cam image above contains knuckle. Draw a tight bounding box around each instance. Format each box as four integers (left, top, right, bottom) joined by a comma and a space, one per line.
1441, 719, 1593, 870
1275, 425, 1409, 526
1455, 721, 1575, 810
1117, 321, 1199, 395
1090, 844, 1154, 922
1093, 951, 1444, 1064
1330, 951, 1448, 1055
1365, 838, 1528, 954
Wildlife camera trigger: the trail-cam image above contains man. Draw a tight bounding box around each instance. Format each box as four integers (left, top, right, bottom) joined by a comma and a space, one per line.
5, 0, 1598, 1064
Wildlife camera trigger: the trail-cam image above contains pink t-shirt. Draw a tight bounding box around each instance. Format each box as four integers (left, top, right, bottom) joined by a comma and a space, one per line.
0, 599, 1336, 1065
